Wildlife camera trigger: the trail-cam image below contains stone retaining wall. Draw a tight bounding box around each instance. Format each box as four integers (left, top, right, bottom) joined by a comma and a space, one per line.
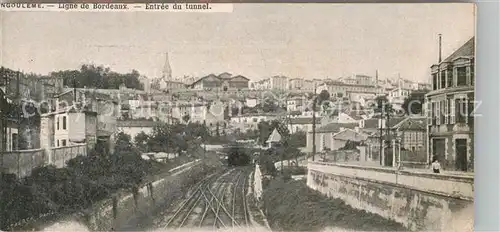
307, 161, 474, 231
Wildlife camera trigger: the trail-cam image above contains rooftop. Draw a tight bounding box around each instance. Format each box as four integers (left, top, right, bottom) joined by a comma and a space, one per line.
442, 37, 475, 63
266, 128, 282, 143
315, 122, 358, 133
289, 117, 321, 125
363, 117, 407, 129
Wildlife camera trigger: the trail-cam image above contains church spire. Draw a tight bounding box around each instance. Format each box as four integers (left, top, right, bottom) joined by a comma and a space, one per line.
162, 52, 172, 81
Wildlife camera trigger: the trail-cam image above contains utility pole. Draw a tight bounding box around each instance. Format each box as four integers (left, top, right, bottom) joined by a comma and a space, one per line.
73, 76, 77, 103
312, 84, 317, 161
0, 67, 5, 231
16, 71, 20, 151
379, 112, 383, 166
438, 34, 443, 63
385, 105, 391, 166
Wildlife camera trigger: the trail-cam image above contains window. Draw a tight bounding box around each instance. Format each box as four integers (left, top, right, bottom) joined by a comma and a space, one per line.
432, 73, 438, 90
447, 69, 453, 88
253, 118, 258, 122
457, 67, 467, 86
57, 140, 60, 147
440, 100, 446, 124
62, 140, 67, 147
12, 133, 18, 151
456, 98, 467, 123
436, 101, 441, 125
468, 99, 474, 124
56, 116, 60, 130
411, 146, 416, 152
62, 116, 67, 130
440, 70, 446, 88
446, 99, 451, 124
470, 66, 475, 86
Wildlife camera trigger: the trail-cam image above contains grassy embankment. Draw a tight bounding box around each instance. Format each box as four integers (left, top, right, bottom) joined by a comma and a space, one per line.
261, 175, 407, 231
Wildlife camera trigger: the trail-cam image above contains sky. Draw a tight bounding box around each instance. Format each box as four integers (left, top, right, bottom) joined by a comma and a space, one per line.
1, 3, 475, 83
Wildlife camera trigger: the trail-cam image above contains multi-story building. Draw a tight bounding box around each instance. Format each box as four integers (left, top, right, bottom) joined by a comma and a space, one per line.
251, 78, 271, 90
339, 74, 375, 86
270, 75, 288, 90
317, 80, 382, 98
188, 73, 250, 91
287, 117, 321, 134
116, 119, 160, 143
40, 105, 98, 151
426, 37, 474, 172
52, 89, 119, 151
229, 113, 278, 132
288, 78, 305, 90
157, 79, 186, 92
286, 96, 306, 112
393, 117, 427, 152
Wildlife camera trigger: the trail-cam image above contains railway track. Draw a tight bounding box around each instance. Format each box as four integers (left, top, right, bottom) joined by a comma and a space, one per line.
161, 167, 257, 229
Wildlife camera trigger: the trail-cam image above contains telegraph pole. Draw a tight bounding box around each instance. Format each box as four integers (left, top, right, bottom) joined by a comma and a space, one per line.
312, 84, 317, 161
377, 97, 385, 166
16, 71, 20, 151
0, 67, 5, 230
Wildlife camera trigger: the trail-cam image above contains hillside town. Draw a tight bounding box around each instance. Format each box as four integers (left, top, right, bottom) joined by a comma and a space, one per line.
0, 4, 475, 231
1, 37, 476, 177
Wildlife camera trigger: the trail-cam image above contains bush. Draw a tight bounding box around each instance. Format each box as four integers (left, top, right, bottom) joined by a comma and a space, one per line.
1, 148, 156, 230
282, 166, 307, 176
262, 179, 407, 231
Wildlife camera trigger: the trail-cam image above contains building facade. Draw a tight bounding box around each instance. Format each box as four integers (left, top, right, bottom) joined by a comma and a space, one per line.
270, 76, 288, 90
426, 37, 475, 172
288, 78, 304, 90
189, 73, 250, 91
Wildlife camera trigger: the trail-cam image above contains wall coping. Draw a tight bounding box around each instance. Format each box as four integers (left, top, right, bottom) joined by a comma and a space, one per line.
50, 144, 87, 151
1, 148, 44, 154
309, 161, 474, 183
309, 169, 473, 202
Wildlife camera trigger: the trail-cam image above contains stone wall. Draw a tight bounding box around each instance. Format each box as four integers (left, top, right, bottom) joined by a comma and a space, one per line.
254, 164, 263, 200
49, 144, 88, 168
82, 160, 205, 231
307, 161, 474, 231
0, 148, 45, 177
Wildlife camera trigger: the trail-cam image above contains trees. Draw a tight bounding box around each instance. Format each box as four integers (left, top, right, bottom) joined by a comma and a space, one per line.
50, 64, 144, 90
134, 132, 149, 152
114, 132, 133, 154
318, 90, 330, 105
182, 114, 190, 123
257, 121, 272, 146
401, 90, 429, 116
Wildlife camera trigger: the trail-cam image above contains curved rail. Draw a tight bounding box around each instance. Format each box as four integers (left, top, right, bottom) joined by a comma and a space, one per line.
232, 171, 243, 227
163, 171, 220, 228
242, 171, 249, 226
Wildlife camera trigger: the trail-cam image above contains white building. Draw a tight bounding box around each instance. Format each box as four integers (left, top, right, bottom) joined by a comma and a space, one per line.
287, 117, 321, 134
116, 119, 159, 142
270, 76, 289, 90
229, 113, 278, 132
288, 78, 305, 90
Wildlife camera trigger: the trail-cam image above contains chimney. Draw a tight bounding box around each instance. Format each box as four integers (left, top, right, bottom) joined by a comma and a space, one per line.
438, 34, 442, 63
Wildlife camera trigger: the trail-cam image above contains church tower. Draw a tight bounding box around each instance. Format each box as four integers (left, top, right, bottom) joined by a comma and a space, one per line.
162, 52, 172, 81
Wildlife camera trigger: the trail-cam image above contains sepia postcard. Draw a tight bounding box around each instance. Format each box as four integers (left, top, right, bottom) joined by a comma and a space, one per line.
0, 3, 475, 232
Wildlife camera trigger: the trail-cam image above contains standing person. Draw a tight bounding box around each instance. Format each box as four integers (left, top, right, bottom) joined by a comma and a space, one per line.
431, 156, 441, 174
